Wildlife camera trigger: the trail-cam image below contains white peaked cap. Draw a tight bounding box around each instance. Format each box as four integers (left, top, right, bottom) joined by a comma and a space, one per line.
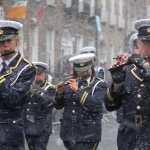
0, 20, 23, 30
69, 53, 95, 72
32, 62, 49, 72
79, 46, 96, 54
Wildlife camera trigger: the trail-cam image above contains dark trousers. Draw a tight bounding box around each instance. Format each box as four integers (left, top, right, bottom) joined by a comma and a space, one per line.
25, 133, 50, 150
63, 141, 99, 150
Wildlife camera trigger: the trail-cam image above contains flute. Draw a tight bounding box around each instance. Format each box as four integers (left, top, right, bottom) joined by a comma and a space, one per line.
108, 55, 150, 71
57, 74, 91, 88
0, 50, 15, 57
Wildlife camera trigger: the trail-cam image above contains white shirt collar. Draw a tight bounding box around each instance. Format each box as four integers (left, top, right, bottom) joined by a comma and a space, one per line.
86, 76, 91, 84
0, 52, 18, 66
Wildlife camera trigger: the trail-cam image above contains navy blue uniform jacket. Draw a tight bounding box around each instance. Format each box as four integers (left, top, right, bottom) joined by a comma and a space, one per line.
105, 64, 150, 149
0, 52, 36, 149
54, 76, 107, 142
24, 80, 55, 135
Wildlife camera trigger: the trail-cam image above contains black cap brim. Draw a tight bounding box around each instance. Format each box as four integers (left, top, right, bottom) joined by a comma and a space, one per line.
0, 34, 15, 41
74, 65, 92, 72
138, 35, 150, 41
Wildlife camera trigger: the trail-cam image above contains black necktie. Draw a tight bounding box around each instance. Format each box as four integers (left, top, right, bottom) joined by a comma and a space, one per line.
1, 62, 6, 74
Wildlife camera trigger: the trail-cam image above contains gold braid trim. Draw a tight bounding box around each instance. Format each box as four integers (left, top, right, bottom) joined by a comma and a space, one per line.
80, 91, 88, 105
131, 65, 143, 82
92, 142, 99, 150
0, 56, 23, 83
23, 58, 32, 66
107, 89, 114, 101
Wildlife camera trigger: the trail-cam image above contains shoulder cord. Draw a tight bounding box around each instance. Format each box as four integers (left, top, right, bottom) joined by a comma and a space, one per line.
91, 80, 102, 96
10, 64, 30, 87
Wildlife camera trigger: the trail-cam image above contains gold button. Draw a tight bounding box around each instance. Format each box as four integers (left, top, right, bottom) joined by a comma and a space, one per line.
26, 115, 29, 118
137, 106, 141, 110
93, 122, 95, 124
28, 102, 31, 105
149, 98, 150, 101
13, 121, 16, 123
140, 84, 144, 87
27, 109, 29, 111
73, 102, 76, 105
72, 110, 75, 113
137, 94, 141, 98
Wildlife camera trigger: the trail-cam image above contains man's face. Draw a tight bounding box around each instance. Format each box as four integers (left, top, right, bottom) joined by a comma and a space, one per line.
0, 36, 19, 54
137, 40, 150, 57
35, 72, 46, 85
132, 45, 140, 54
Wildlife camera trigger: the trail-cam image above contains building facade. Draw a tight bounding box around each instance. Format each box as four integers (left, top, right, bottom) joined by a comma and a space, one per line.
1, 0, 149, 83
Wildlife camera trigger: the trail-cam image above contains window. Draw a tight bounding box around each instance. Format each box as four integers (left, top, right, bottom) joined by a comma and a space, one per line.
78, 0, 84, 12
133, 0, 137, 19
29, 25, 38, 62
76, 34, 83, 53
88, 37, 94, 46
110, 0, 116, 26
89, 0, 95, 17
110, 44, 114, 65
64, 0, 72, 8
46, 0, 55, 6
46, 29, 54, 73
148, 5, 150, 18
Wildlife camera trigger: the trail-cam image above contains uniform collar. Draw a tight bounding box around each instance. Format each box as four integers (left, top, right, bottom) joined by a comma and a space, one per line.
0, 52, 18, 66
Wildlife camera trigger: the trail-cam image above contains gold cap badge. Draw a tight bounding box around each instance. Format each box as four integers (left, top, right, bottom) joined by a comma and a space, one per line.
80, 63, 84, 66
147, 27, 150, 33
0, 30, 3, 35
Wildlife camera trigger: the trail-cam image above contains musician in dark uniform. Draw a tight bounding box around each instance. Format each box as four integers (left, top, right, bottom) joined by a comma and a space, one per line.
79, 46, 105, 80
24, 62, 55, 150
116, 33, 139, 124
54, 53, 107, 150
104, 19, 150, 150
0, 20, 36, 150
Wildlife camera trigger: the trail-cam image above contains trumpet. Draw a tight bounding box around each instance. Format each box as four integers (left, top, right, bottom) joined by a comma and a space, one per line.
57, 74, 91, 88
108, 55, 150, 71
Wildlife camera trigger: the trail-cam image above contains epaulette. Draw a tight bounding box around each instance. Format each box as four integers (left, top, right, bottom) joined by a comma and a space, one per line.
95, 66, 98, 68
47, 81, 56, 89
23, 58, 32, 66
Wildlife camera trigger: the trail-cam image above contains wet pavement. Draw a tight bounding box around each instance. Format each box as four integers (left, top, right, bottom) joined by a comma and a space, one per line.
25, 112, 119, 150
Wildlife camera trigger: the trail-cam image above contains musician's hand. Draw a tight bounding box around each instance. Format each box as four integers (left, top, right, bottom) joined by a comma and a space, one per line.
56, 82, 65, 97
128, 54, 145, 69
67, 79, 78, 92
109, 67, 126, 84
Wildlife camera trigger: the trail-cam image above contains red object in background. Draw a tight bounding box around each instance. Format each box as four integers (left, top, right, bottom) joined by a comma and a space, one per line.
37, 6, 47, 20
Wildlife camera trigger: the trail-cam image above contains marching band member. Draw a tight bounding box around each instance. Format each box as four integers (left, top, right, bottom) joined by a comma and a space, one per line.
54, 53, 107, 150
104, 19, 150, 150
0, 20, 36, 150
24, 62, 55, 150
